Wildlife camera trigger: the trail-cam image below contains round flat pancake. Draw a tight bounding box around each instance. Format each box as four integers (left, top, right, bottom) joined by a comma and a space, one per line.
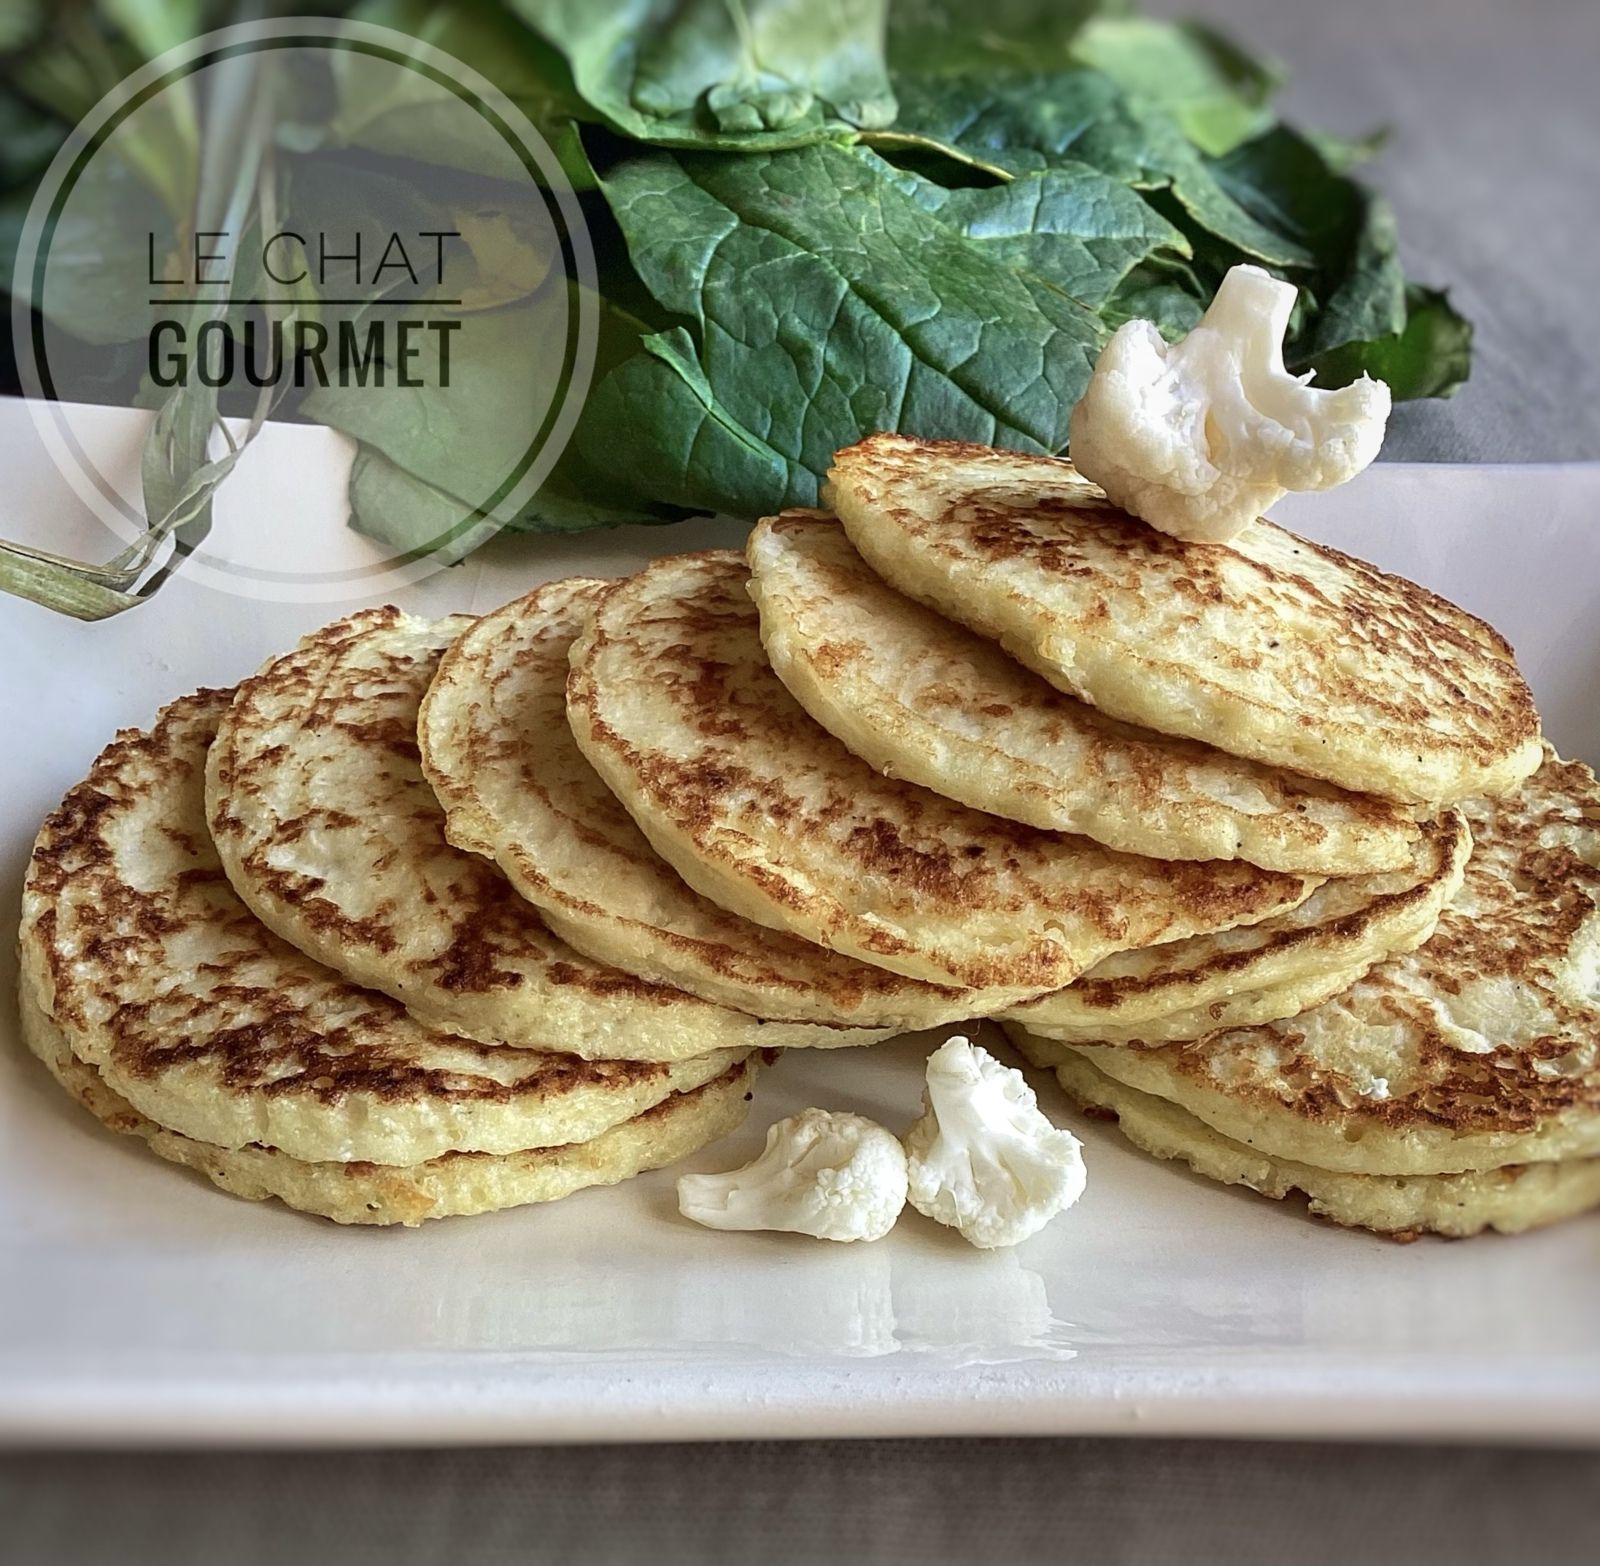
18, 691, 747, 1165
748, 510, 1420, 875
1008, 810, 1470, 1041
1039, 751, 1600, 1175
419, 580, 975, 1031
567, 551, 1316, 999
19, 970, 755, 1227
828, 435, 1543, 805
207, 609, 886, 1062
1008, 1028, 1600, 1240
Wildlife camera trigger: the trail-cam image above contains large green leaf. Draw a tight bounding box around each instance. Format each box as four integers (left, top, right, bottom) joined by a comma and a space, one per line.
883, 70, 1311, 268
508, 0, 896, 144
1211, 124, 1364, 264
285, 152, 558, 315
1210, 125, 1413, 372
339, 438, 681, 562
1302, 195, 1406, 361
1070, 18, 1281, 157
885, 158, 1190, 309
885, 0, 1127, 76
302, 299, 564, 519
340, 445, 496, 562
308, 283, 676, 558
1102, 253, 1207, 337
1312, 284, 1472, 401
337, 0, 595, 187
579, 143, 1108, 518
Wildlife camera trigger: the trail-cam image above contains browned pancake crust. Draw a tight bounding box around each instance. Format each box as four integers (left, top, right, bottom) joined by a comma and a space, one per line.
569, 551, 1315, 995
1053, 812, 1467, 1019
828, 435, 1543, 803
750, 508, 1420, 873
419, 579, 975, 1027
1074, 751, 1600, 1172
210, 610, 668, 1006
205, 608, 872, 1060
20, 692, 725, 1153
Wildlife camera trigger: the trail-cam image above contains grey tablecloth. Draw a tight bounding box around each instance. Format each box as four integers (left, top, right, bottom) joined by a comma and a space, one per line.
5, 3, 1599, 1563
4, 1440, 1599, 1566
1154, 0, 1600, 464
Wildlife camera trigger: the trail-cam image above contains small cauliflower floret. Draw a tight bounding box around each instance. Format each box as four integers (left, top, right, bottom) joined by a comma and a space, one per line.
1068, 264, 1391, 544
676, 1107, 908, 1242
905, 1036, 1085, 1249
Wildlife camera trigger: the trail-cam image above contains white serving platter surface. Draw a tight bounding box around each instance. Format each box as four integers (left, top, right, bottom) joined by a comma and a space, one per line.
2, 398, 1598, 1448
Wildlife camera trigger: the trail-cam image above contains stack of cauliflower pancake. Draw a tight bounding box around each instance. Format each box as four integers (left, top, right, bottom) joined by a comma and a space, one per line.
19, 433, 1594, 1239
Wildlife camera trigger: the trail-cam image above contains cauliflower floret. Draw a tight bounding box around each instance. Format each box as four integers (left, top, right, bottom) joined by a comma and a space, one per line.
1068, 264, 1391, 544
676, 1107, 908, 1242
905, 1036, 1085, 1249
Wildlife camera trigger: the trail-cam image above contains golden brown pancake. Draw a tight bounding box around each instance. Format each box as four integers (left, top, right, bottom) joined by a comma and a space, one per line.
207, 610, 889, 1062
567, 551, 1318, 999
1008, 1031, 1600, 1240
1008, 810, 1470, 1042
828, 434, 1543, 804
1031, 751, 1600, 1176
747, 509, 1420, 874
19, 968, 757, 1227
18, 691, 748, 1165
419, 579, 977, 1029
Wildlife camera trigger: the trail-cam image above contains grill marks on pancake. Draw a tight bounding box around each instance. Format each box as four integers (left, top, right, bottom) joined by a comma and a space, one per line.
1044, 812, 1468, 1020
602, 564, 1238, 922
570, 550, 1314, 994
211, 608, 683, 1009
1193, 999, 1597, 1140
1429, 756, 1600, 995
828, 435, 1542, 801
1117, 751, 1600, 1141
953, 496, 1517, 726
21, 973, 760, 1225
749, 510, 1419, 872
1014, 1035, 1600, 1239
26, 699, 228, 1032
21, 691, 685, 1118
110, 997, 665, 1105
417, 581, 971, 1025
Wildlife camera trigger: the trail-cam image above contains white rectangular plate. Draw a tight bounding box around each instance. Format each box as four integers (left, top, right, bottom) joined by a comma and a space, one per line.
2, 399, 1598, 1447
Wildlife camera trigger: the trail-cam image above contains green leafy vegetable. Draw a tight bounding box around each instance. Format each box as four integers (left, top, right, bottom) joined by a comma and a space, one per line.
1070, 17, 1281, 157
578, 143, 1107, 518
311, 282, 682, 558
1102, 254, 1207, 337
884, 0, 1127, 77
338, 0, 597, 187
0, 0, 1476, 613
884, 70, 1311, 267
507, 0, 897, 143
1205, 122, 1467, 391
1312, 285, 1473, 402
884, 159, 1190, 310
341, 421, 684, 561
302, 301, 563, 523
285, 152, 559, 314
